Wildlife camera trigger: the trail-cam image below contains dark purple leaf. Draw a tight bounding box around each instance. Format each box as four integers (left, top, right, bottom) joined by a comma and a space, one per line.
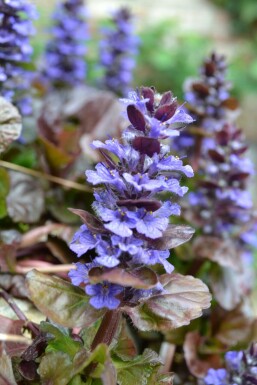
18, 360, 38, 381
141, 87, 155, 112
117, 199, 161, 212
199, 180, 219, 189
159, 91, 173, 106
132, 137, 160, 157
127, 105, 146, 132
21, 334, 48, 361
68, 208, 107, 234
204, 62, 215, 77
154, 102, 177, 122
229, 172, 250, 182
208, 149, 225, 163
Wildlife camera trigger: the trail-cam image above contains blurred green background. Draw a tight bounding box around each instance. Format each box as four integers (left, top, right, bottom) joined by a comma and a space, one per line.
33, 0, 257, 144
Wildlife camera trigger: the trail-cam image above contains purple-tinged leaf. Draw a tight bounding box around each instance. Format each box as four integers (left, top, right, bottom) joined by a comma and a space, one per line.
148, 225, 195, 250
159, 91, 173, 106
68, 208, 107, 234
214, 306, 257, 346
132, 137, 160, 157
209, 265, 241, 311
122, 274, 211, 332
0, 316, 27, 357
193, 236, 241, 271
88, 266, 158, 289
26, 270, 104, 328
184, 331, 221, 379
127, 105, 146, 132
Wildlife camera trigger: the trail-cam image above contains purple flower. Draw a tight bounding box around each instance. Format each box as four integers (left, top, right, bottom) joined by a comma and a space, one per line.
40, 0, 88, 88
123, 172, 165, 192
225, 351, 243, 371
99, 7, 139, 96
86, 163, 126, 192
0, 0, 37, 115
85, 283, 123, 309
68, 87, 194, 310
204, 368, 228, 385
68, 262, 90, 286
70, 224, 99, 257
135, 202, 180, 239
99, 206, 137, 237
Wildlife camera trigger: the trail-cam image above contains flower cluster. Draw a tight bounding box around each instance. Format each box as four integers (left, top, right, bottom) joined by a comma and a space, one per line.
173, 53, 237, 155
99, 7, 139, 96
0, 0, 37, 115
188, 123, 254, 237
204, 344, 257, 385
41, 0, 88, 88
69, 87, 194, 310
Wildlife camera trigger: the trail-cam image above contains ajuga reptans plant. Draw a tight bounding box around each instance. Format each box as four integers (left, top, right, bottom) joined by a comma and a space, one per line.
68, 87, 211, 331
41, 0, 88, 89
99, 7, 139, 96
0, 0, 37, 115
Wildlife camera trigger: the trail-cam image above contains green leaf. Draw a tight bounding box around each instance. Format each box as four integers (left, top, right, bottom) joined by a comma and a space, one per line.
0, 168, 9, 218
0, 97, 22, 155
112, 320, 137, 361
38, 351, 74, 385
113, 349, 162, 385
81, 319, 102, 352
26, 270, 104, 328
40, 322, 82, 359
122, 274, 211, 332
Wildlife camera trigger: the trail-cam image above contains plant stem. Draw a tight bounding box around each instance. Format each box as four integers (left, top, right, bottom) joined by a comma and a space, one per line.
91, 310, 121, 351
0, 288, 39, 336
0, 160, 91, 192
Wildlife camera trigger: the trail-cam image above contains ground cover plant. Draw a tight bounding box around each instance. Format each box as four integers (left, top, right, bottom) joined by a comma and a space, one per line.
0, 1, 257, 384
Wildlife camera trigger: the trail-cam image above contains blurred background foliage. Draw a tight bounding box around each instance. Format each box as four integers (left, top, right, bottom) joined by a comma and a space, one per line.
32, 0, 257, 102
